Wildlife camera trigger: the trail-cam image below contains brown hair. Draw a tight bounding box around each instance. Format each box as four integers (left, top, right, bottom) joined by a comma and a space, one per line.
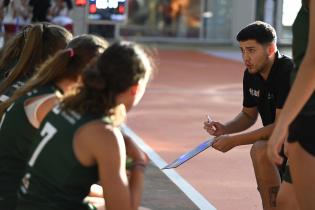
0, 23, 72, 95
0, 34, 108, 117
0, 31, 24, 78
61, 41, 154, 125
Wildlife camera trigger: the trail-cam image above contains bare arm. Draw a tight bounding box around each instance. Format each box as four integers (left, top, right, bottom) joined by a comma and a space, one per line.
212, 109, 281, 152
76, 123, 146, 210
224, 106, 258, 134
98, 128, 145, 210
235, 109, 282, 144
268, 0, 315, 165
231, 123, 274, 145
204, 106, 258, 136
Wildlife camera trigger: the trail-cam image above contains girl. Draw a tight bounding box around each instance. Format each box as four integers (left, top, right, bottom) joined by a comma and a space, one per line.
268, 0, 315, 209
0, 34, 108, 210
17, 41, 153, 210
0, 23, 72, 101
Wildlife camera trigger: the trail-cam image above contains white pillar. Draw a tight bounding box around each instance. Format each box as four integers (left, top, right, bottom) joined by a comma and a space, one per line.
264, 0, 274, 25
231, 0, 256, 45
71, 5, 88, 36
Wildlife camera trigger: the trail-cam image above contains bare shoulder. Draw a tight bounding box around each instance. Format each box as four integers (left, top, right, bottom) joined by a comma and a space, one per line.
74, 120, 125, 159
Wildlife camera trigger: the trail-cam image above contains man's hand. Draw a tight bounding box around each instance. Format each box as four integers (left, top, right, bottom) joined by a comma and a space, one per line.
212, 135, 237, 152
203, 120, 227, 137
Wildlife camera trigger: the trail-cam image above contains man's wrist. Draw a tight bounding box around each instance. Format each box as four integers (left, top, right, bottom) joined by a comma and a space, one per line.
230, 134, 242, 147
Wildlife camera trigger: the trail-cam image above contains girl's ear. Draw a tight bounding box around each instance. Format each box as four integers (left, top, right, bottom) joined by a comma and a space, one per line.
130, 84, 139, 96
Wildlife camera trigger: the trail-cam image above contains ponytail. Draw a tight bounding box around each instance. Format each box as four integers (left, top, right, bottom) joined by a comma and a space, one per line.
3, 24, 44, 82
0, 34, 108, 117
0, 49, 74, 117
0, 23, 72, 95
62, 61, 127, 126
62, 41, 154, 126
0, 30, 25, 80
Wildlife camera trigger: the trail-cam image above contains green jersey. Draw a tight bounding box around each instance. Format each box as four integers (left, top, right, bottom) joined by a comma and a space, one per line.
0, 75, 29, 103
17, 106, 105, 210
0, 85, 58, 210
291, 4, 315, 115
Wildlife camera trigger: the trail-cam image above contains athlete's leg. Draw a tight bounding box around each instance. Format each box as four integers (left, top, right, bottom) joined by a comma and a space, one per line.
276, 181, 299, 210
288, 142, 315, 210
250, 140, 281, 210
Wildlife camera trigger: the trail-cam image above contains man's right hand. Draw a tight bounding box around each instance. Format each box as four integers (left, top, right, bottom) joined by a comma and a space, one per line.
203, 120, 227, 137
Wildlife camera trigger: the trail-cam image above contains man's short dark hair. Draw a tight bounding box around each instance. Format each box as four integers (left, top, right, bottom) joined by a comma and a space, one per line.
236, 21, 277, 44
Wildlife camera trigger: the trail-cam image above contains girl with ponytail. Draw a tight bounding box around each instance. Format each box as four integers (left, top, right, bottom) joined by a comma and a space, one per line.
0, 22, 72, 102
0, 34, 108, 210
17, 41, 154, 210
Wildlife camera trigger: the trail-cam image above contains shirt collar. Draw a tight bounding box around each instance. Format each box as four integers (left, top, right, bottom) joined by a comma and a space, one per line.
264, 51, 282, 82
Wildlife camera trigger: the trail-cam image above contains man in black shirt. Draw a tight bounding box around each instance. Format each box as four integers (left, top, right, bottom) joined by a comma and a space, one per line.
203, 21, 293, 209
29, 0, 51, 22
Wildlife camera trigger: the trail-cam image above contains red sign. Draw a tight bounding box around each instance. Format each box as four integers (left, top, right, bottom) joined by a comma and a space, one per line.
89, 4, 97, 13
75, 0, 87, 6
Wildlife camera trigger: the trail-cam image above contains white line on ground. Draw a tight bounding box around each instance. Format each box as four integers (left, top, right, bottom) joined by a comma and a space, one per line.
121, 124, 217, 210
203, 50, 243, 62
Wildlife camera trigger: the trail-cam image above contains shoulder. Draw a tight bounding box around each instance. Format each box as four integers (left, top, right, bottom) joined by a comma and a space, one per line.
78, 121, 122, 142
75, 121, 125, 158
276, 54, 294, 74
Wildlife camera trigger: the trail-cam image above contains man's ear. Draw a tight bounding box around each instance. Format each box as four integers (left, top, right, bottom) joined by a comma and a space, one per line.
130, 84, 139, 96
268, 43, 276, 56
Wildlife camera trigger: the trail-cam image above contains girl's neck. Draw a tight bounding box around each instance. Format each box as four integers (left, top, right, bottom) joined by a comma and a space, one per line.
55, 79, 76, 94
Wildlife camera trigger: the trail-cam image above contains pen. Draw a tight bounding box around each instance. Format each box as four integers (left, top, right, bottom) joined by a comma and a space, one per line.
207, 115, 213, 123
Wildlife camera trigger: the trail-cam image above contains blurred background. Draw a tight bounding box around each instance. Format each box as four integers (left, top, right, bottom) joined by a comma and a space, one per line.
0, 1, 300, 209
0, 0, 301, 46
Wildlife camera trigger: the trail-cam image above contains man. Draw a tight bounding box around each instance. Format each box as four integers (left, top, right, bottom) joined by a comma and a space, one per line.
204, 21, 293, 209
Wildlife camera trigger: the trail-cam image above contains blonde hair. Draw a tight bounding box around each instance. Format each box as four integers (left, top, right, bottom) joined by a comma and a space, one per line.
0, 28, 26, 79
0, 34, 109, 117
0, 23, 72, 95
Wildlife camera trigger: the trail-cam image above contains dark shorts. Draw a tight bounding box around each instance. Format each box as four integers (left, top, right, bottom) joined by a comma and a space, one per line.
282, 163, 292, 184
278, 146, 287, 180
288, 114, 315, 156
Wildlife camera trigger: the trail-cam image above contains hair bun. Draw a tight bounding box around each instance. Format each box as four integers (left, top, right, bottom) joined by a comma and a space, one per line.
83, 64, 106, 91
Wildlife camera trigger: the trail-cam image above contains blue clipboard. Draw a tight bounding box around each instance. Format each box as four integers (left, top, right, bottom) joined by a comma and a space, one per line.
162, 138, 214, 169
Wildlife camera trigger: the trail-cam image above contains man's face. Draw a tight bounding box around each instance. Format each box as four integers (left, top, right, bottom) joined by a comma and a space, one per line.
239, 40, 270, 74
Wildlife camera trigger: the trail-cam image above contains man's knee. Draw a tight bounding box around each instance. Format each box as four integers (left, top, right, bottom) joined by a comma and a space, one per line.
250, 141, 268, 162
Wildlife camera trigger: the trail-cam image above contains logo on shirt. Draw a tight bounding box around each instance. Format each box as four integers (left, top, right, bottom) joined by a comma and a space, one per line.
249, 88, 260, 97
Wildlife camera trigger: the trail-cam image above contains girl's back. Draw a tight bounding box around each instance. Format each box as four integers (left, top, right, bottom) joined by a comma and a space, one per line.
18, 106, 102, 210
0, 85, 59, 209
0, 34, 108, 210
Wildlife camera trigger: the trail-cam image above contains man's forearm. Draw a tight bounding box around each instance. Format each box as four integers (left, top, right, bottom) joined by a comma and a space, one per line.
232, 124, 274, 146
224, 111, 257, 134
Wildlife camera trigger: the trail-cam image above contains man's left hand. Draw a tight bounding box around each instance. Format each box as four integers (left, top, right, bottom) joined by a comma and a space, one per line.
212, 135, 237, 153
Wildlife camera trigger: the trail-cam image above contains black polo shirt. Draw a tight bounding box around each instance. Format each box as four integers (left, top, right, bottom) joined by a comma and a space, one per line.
243, 51, 293, 126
